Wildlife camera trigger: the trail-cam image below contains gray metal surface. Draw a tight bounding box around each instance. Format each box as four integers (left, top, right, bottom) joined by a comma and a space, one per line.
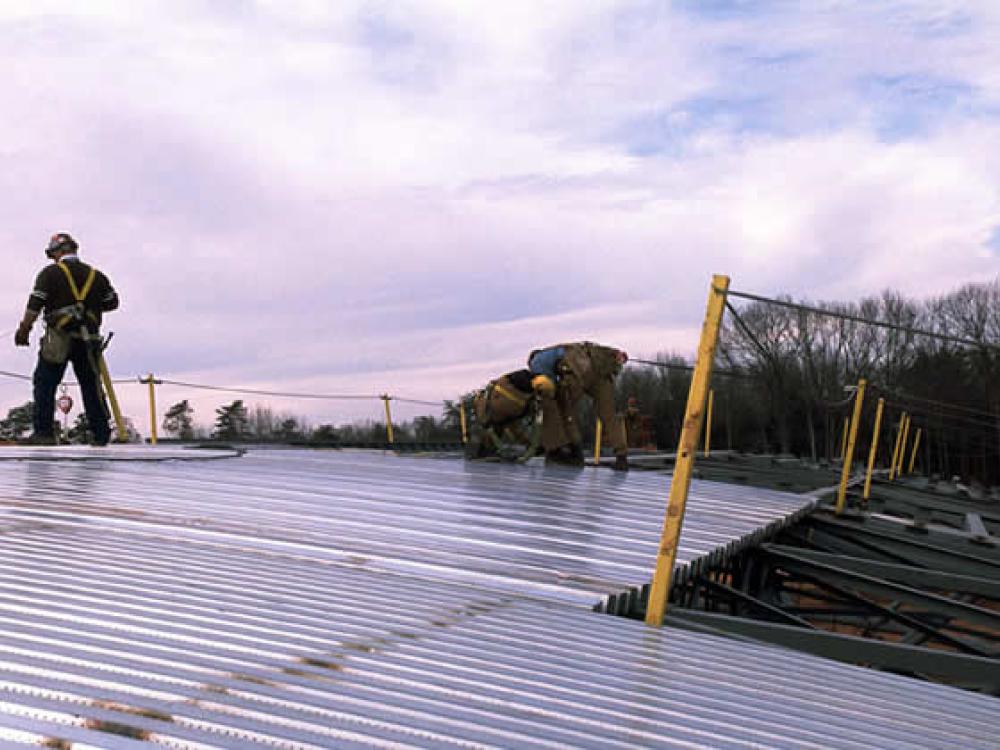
0, 445, 241, 461
0, 449, 996, 748
0, 515, 997, 749
0, 449, 811, 605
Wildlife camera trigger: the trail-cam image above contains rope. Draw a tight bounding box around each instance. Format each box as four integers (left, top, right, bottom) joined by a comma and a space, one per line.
724, 287, 994, 350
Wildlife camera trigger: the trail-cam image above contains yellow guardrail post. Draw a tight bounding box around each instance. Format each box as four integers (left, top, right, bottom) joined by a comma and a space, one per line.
381, 395, 394, 445
896, 414, 911, 478
593, 419, 603, 465
142, 372, 159, 445
862, 397, 884, 502
908, 426, 922, 475
704, 389, 714, 457
839, 415, 849, 460
646, 274, 729, 628
888, 412, 906, 482
459, 399, 469, 444
98, 355, 128, 443
835, 379, 866, 515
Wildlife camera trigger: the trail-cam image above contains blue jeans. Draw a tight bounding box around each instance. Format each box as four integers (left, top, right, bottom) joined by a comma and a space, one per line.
33, 339, 110, 444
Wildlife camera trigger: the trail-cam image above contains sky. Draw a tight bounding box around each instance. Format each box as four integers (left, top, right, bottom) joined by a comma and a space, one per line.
1, 0, 998, 433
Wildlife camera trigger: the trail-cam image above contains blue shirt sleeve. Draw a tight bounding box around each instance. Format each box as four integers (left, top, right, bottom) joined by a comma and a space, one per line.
528, 346, 565, 379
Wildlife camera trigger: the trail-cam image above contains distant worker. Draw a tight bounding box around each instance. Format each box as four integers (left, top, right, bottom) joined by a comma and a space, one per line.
13, 233, 119, 446
469, 368, 539, 459
528, 342, 629, 470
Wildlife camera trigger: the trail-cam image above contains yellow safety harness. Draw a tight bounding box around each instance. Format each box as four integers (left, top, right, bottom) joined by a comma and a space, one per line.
492, 381, 530, 408
53, 262, 97, 331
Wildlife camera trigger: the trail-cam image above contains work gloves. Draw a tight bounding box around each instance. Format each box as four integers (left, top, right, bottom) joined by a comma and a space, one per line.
14, 324, 30, 347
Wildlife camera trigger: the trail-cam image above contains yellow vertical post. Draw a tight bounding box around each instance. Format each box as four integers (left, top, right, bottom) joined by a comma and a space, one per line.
704, 389, 714, 457
593, 419, 603, 465
835, 379, 867, 515
896, 414, 911, 478
458, 399, 469, 444
863, 397, 885, 502
98, 356, 128, 443
646, 274, 729, 628
839, 416, 850, 460
888, 413, 905, 481
381, 395, 394, 444
908, 427, 923, 475
146, 372, 158, 446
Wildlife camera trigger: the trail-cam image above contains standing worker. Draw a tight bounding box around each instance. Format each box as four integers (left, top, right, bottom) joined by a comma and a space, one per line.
528, 341, 629, 470
13, 233, 120, 445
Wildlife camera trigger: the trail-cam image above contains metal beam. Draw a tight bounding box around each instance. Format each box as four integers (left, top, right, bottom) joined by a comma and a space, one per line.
808, 515, 1000, 578
764, 544, 1000, 599
663, 609, 1000, 692
761, 545, 1000, 635
790, 572, 993, 656
695, 577, 817, 628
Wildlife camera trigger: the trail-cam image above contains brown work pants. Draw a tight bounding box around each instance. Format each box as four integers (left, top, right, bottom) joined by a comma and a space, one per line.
541, 372, 628, 456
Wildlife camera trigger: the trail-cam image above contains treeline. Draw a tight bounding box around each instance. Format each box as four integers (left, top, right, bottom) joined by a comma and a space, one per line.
611, 278, 1000, 484
159, 399, 463, 444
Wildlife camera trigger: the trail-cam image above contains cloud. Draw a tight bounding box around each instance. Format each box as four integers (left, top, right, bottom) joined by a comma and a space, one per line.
1, 1, 998, 428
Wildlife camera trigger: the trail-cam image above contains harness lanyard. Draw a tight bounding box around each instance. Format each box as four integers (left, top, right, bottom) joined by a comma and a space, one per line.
55, 262, 97, 330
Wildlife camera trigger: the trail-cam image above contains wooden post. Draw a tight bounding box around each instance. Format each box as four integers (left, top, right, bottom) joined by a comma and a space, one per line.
646, 275, 729, 627
381, 395, 394, 445
593, 419, 603, 465
836, 379, 866, 515
862, 397, 884, 502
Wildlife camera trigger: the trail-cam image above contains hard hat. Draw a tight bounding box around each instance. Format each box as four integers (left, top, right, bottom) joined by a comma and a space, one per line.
45, 232, 78, 258
531, 375, 556, 399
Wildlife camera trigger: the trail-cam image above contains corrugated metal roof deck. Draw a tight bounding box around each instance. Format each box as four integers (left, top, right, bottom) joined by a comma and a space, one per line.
0, 516, 997, 749
0, 449, 996, 748
0, 450, 813, 605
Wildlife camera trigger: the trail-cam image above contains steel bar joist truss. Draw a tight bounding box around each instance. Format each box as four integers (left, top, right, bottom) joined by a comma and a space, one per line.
663, 609, 1000, 693
605, 496, 1000, 694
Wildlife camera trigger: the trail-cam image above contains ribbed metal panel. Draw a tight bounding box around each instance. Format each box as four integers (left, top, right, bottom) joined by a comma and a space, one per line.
0, 449, 996, 748
0, 519, 996, 748
0, 450, 812, 605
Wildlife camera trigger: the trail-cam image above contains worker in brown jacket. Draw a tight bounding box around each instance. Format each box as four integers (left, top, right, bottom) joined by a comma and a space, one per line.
528, 342, 629, 470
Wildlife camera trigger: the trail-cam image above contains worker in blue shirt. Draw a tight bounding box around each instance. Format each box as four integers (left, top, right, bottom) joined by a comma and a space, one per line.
528, 341, 629, 470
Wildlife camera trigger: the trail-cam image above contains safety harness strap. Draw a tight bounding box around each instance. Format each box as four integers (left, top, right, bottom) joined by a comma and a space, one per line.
53, 263, 98, 331
57, 262, 97, 302
493, 381, 529, 407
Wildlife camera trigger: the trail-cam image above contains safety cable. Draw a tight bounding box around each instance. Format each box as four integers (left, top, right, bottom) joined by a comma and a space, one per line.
870, 385, 999, 420
724, 300, 785, 367
880, 401, 1000, 432
393, 397, 450, 407
723, 287, 995, 350
155, 379, 380, 401
628, 358, 742, 378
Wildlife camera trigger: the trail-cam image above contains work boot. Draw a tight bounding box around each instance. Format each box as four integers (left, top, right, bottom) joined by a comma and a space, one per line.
612, 454, 629, 472
18, 434, 56, 446
568, 444, 585, 466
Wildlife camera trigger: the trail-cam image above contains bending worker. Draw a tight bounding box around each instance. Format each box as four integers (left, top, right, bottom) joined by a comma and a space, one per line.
14, 233, 120, 446
528, 341, 629, 470
469, 368, 538, 459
